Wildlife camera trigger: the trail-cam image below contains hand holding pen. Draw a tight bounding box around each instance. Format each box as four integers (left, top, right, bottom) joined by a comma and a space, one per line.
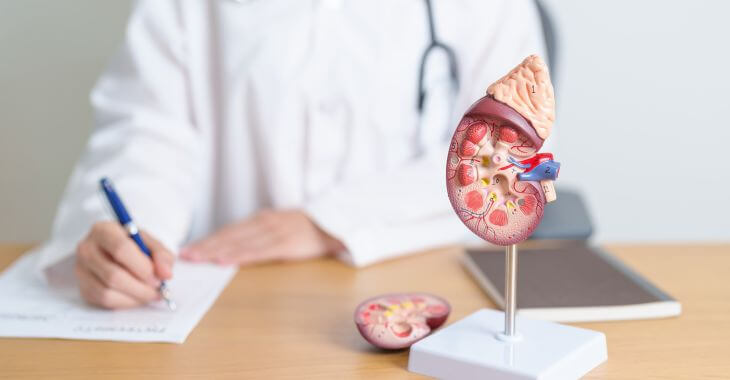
73, 178, 176, 310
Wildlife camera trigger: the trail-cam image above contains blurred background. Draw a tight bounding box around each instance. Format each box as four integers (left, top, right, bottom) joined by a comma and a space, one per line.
1, 0, 728, 244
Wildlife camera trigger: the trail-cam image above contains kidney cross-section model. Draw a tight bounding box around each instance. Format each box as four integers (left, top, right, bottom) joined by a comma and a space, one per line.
355, 293, 450, 350
446, 55, 560, 246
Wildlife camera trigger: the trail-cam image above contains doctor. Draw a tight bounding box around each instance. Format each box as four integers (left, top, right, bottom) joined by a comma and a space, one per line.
33, 0, 547, 308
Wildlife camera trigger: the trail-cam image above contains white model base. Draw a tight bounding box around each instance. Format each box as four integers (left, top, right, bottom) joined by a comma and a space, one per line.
408, 309, 607, 380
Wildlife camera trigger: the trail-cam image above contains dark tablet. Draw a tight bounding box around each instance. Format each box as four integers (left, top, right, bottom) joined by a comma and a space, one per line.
529, 188, 594, 241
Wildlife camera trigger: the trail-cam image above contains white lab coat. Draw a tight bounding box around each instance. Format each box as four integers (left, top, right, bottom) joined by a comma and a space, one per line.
33, 0, 545, 275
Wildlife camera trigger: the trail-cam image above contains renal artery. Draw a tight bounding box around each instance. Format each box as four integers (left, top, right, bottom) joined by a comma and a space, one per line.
499, 153, 554, 172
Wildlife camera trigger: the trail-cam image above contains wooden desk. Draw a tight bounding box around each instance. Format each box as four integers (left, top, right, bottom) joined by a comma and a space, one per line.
0, 243, 728, 379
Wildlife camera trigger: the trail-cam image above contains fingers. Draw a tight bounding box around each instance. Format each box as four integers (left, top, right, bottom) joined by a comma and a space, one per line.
213, 233, 281, 265
181, 230, 233, 261
75, 262, 146, 309
218, 247, 279, 266
90, 222, 157, 285
180, 210, 334, 267
141, 231, 175, 280
181, 218, 265, 261
78, 240, 160, 303
75, 221, 177, 309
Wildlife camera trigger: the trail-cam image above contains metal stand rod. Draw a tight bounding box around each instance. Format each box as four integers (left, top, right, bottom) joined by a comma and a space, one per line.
504, 244, 518, 336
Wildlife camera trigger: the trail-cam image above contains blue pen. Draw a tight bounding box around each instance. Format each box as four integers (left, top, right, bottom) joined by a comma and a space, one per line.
99, 177, 176, 311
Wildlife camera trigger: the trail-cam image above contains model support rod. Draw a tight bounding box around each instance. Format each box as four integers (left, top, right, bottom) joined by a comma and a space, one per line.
504, 244, 518, 336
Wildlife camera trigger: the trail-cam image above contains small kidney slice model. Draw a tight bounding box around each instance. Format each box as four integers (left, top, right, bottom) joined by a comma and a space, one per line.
446, 55, 560, 246
354, 293, 450, 349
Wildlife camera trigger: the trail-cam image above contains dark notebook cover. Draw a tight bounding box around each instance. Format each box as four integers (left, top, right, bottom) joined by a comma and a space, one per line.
463, 244, 681, 322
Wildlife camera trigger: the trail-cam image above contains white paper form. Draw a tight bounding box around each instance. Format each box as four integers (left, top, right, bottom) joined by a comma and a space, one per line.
0, 253, 236, 343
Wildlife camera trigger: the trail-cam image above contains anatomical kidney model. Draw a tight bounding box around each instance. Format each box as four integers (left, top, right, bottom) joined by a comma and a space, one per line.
446, 55, 559, 246
409, 57, 606, 380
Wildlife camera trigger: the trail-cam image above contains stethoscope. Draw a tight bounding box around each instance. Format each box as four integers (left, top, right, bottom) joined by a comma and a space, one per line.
413, 0, 462, 155
417, 0, 459, 114
415, 0, 554, 150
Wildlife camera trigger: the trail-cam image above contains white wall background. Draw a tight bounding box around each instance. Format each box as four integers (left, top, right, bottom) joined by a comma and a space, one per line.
543, 0, 729, 242
0, 1, 728, 243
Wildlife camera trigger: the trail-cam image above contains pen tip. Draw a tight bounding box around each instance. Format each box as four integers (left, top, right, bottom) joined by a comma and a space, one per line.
159, 282, 176, 311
